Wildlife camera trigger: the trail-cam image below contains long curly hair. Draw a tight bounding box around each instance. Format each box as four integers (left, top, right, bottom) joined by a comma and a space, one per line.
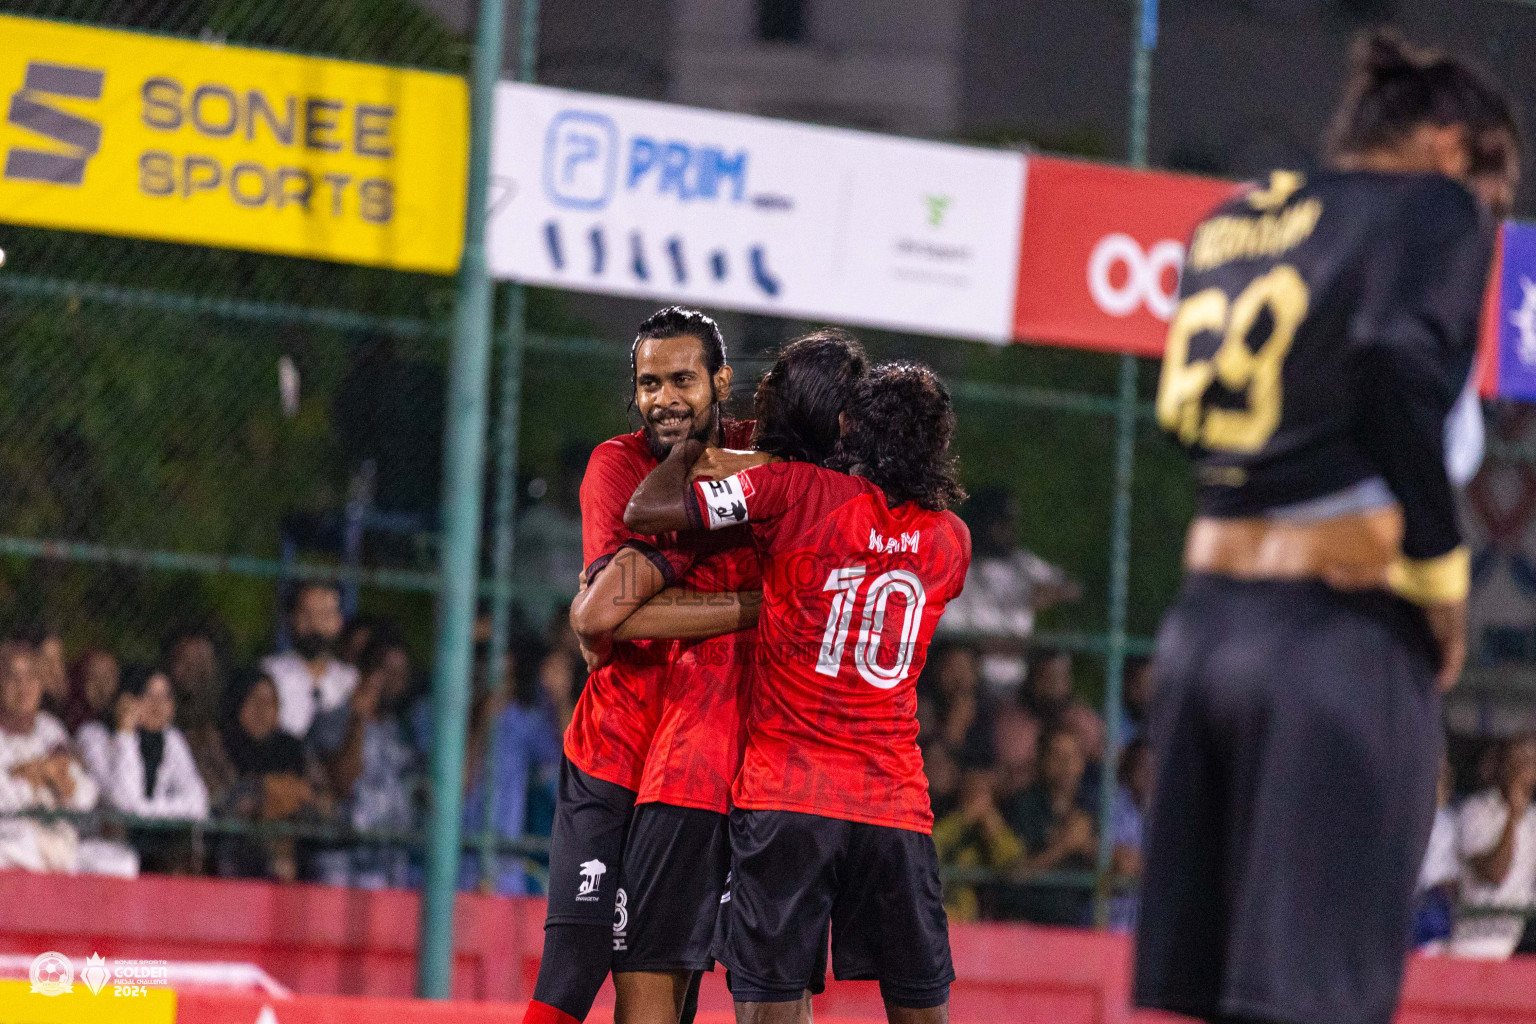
752, 328, 867, 467
831, 361, 966, 512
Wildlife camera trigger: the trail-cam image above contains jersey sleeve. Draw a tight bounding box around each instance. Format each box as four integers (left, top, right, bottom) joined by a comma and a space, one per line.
1347, 179, 1492, 605
687, 461, 810, 532
580, 440, 694, 586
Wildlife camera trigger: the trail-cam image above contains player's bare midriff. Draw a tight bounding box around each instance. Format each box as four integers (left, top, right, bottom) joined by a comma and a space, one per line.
1183, 505, 1404, 592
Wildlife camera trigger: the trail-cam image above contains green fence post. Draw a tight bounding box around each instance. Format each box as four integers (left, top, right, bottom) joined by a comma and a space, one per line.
1095, 0, 1157, 928
417, 0, 508, 998
478, 0, 541, 907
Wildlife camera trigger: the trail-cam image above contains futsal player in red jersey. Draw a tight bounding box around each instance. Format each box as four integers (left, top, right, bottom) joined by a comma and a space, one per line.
525, 306, 754, 1024
607, 329, 869, 1024
626, 362, 971, 1024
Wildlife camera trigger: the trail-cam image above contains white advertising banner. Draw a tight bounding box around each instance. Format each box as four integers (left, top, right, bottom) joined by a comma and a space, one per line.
488, 83, 1025, 343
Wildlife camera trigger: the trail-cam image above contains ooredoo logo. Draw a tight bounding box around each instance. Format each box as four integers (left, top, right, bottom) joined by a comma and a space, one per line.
1087, 232, 1184, 321
5, 60, 104, 186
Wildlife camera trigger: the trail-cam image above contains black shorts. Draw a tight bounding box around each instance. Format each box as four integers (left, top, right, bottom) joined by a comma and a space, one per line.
713, 808, 953, 1009
544, 757, 637, 927
1134, 575, 1442, 1024
611, 802, 730, 973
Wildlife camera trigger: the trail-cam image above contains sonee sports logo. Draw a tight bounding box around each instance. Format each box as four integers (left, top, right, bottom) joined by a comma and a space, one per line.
576, 858, 607, 899
5, 61, 105, 186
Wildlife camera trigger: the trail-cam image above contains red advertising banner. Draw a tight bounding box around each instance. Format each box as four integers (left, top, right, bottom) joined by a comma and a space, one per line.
1012, 155, 1238, 357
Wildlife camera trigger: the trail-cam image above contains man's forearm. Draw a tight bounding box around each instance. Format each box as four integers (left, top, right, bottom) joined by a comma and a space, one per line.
614, 589, 762, 641
624, 439, 702, 535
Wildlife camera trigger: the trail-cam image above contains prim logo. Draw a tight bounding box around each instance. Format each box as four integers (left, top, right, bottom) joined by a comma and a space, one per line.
576, 858, 607, 898
5, 61, 105, 186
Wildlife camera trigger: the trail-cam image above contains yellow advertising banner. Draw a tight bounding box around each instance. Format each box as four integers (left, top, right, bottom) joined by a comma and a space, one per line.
0, 978, 175, 1024
0, 15, 468, 273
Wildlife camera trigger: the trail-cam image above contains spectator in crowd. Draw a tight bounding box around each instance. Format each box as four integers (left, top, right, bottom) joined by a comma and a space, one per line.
1000, 726, 1097, 926
163, 622, 235, 805
25, 622, 68, 720
214, 671, 331, 881
923, 740, 962, 821
1108, 739, 1153, 933
515, 442, 591, 630
338, 616, 385, 669
993, 706, 1042, 807
1415, 757, 1459, 952
0, 641, 134, 876
460, 633, 563, 894
922, 643, 995, 768
261, 582, 358, 739
1451, 733, 1536, 958
106, 668, 209, 873
1120, 656, 1154, 748
1022, 649, 1106, 802
67, 650, 121, 787
933, 767, 1024, 922
310, 635, 419, 889
937, 485, 1081, 691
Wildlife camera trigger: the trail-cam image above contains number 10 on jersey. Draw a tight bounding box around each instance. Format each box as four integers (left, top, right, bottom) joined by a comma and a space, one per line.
817, 566, 929, 689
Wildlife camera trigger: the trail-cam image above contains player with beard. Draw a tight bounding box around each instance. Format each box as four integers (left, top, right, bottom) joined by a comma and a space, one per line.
603, 328, 869, 1024
524, 306, 751, 1024
1139, 30, 1519, 1024
626, 362, 971, 1024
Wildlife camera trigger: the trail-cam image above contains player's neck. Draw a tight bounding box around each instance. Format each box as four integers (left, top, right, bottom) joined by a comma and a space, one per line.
1331, 143, 1465, 180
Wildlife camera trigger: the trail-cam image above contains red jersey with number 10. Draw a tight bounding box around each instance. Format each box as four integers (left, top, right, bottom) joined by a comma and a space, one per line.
690, 460, 971, 833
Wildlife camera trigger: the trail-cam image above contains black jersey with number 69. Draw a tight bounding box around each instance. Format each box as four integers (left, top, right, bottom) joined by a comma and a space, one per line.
1156, 169, 1493, 600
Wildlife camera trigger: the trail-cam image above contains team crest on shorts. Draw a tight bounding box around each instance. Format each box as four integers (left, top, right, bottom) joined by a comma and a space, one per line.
577, 858, 607, 900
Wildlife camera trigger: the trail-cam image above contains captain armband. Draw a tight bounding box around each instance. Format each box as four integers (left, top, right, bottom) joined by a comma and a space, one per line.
697, 472, 755, 530
1387, 546, 1470, 606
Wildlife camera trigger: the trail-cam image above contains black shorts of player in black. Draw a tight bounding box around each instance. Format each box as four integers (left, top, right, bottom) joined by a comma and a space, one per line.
712, 809, 955, 1009
1135, 576, 1441, 1024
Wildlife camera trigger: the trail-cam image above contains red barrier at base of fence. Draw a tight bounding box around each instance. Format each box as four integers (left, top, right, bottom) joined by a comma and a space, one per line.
1, 871, 1534, 1024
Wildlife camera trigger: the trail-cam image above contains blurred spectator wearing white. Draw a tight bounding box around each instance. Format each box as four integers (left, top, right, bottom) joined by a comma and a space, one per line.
69, 650, 122, 788
1451, 734, 1536, 959
262, 582, 358, 738
937, 486, 1080, 690
26, 622, 68, 720
1414, 758, 1459, 953
105, 668, 208, 821
311, 636, 419, 889
0, 641, 133, 876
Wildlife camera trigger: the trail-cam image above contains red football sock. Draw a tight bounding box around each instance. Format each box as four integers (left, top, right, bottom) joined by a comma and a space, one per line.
523, 999, 582, 1024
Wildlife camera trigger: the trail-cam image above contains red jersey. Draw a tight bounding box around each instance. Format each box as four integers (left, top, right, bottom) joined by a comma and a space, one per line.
689, 461, 971, 833
566, 425, 757, 797
637, 539, 760, 813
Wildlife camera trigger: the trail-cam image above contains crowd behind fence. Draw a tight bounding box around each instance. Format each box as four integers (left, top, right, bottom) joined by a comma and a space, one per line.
2, 0, 1535, 970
